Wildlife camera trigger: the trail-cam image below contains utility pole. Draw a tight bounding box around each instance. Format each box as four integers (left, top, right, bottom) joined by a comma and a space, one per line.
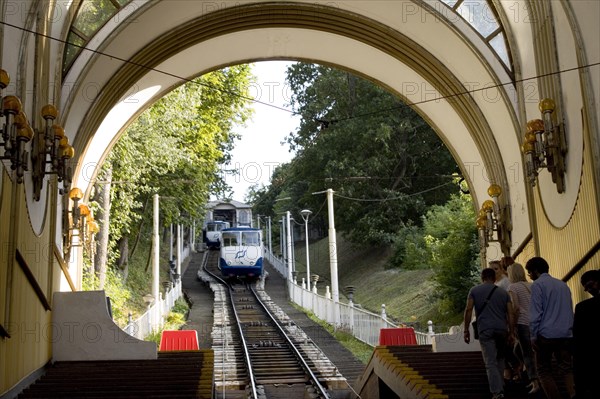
169, 224, 173, 262
313, 189, 339, 323
152, 194, 160, 302
326, 189, 339, 305
280, 216, 286, 261
286, 211, 293, 282
267, 216, 272, 254
176, 224, 181, 278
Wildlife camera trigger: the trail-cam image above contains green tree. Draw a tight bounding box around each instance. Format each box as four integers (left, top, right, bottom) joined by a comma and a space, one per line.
92, 65, 253, 286
387, 223, 429, 270
252, 63, 459, 244
422, 192, 480, 315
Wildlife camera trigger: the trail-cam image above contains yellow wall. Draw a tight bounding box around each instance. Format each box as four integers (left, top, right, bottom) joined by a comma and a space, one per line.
530, 117, 600, 305
0, 170, 65, 395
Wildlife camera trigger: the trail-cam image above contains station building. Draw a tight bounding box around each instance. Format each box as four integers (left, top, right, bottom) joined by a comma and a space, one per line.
204, 199, 253, 228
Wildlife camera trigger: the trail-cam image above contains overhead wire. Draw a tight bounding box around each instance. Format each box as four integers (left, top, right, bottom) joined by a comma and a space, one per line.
2, 19, 597, 204
1, 19, 598, 123
0, 20, 292, 114
333, 180, 456, 202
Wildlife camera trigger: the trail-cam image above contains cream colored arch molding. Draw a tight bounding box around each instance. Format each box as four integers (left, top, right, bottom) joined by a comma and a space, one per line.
60, 2, 524, 255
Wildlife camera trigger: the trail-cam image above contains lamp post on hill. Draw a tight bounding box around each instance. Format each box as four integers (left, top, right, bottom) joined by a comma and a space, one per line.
300, 209, 312, 287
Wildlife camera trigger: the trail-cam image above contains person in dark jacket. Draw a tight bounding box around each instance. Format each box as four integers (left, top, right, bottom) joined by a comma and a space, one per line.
463, 268, 515, 399
573, 269, 600, 399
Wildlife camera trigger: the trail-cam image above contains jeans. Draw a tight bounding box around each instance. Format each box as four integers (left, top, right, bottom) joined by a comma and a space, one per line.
535, 336, 575, 398
517, 324, 538, 381
479, 329, 508, 394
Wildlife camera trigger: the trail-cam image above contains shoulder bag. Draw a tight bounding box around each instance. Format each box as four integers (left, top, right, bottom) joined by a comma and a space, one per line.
472, 285, 498, 340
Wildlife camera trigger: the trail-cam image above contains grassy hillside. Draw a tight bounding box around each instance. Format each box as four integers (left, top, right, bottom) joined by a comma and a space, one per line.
291, 236, 460, 333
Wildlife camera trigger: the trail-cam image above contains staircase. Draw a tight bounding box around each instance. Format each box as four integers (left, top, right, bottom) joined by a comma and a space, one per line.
355, 345, 544, 399
18, 350, 214, 398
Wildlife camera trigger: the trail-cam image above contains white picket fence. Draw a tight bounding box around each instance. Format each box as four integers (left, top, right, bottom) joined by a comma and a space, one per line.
122, 246, 450, 346
123, 246, 190, 339
123, 279, 183, 339
265, 251, 447, 347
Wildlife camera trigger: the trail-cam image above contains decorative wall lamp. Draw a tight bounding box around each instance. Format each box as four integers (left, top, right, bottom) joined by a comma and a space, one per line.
521, 98, 567, 193
476, 184, 511, 255
63, 187, 83, 256
63, 188, 98, 258
31, 104, 75, 200
1, 69, 34, 183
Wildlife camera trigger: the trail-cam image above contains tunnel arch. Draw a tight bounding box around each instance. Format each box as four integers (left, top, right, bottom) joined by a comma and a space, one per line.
53, 1, 535, 258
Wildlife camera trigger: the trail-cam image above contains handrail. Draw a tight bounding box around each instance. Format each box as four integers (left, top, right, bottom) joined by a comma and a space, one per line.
562, 238, 600, 282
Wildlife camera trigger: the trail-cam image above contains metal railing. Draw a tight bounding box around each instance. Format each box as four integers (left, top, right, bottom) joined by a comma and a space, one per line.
265, 250, 448, 347
124, 279, 183, 339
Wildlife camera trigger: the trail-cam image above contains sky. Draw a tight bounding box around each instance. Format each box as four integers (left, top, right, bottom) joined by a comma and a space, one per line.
223, 61, 300, 202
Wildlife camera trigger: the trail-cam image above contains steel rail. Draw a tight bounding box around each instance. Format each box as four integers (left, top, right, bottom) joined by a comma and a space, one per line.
203, 255, 259, 399
204, 253, 331, 398
248, 284, 331, 398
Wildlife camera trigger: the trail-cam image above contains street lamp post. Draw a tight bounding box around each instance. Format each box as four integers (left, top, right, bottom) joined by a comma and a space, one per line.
152, 194, 160, 302
300, 209, 312, 287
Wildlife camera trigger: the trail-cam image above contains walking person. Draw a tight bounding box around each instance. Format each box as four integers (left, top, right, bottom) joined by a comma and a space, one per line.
573, 269, 600, 399
491, 258, 516, 381
491, 260, 510, 290
507, 263, 540, 393
464, 268, 515, 399
526, 256, 575, 398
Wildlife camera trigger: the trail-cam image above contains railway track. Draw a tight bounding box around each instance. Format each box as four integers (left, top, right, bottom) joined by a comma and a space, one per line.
201, 250, 350, 399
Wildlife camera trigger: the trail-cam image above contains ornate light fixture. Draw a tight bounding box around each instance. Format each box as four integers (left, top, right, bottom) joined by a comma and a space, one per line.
476, 184, 511, 255
63, 187, 98, 258
1, 69, 34, 183
522, 98, 567, 193
31, 103, 75, 200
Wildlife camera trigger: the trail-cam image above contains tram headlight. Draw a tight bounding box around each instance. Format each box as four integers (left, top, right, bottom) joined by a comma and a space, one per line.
227, 260, 232, 265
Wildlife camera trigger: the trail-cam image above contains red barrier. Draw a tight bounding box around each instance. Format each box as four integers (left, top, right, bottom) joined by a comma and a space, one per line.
159, 330, 199, 351
379, 327, 417, 346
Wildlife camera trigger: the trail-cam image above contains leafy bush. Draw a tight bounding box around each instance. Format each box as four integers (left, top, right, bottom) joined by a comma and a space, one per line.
103, 268, 132, 324
145, 298, 190, 345
387, 224, 430, 270
423, 192, 480, 315
389, 191, 479, 318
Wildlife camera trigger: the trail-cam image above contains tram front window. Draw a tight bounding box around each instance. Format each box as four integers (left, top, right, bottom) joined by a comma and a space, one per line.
222, 232, 239, 247
242, 232, 260, 246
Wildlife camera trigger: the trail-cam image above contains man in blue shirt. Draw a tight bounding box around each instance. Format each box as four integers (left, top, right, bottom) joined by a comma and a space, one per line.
525, 256, 575, 398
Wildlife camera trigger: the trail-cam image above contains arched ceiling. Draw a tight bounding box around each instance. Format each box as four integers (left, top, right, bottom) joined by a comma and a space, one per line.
53, 1, 530, 256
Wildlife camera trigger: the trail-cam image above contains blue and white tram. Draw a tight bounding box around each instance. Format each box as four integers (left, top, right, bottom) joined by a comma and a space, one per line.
219, 227, 263, 279
204, 221, 230, 249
